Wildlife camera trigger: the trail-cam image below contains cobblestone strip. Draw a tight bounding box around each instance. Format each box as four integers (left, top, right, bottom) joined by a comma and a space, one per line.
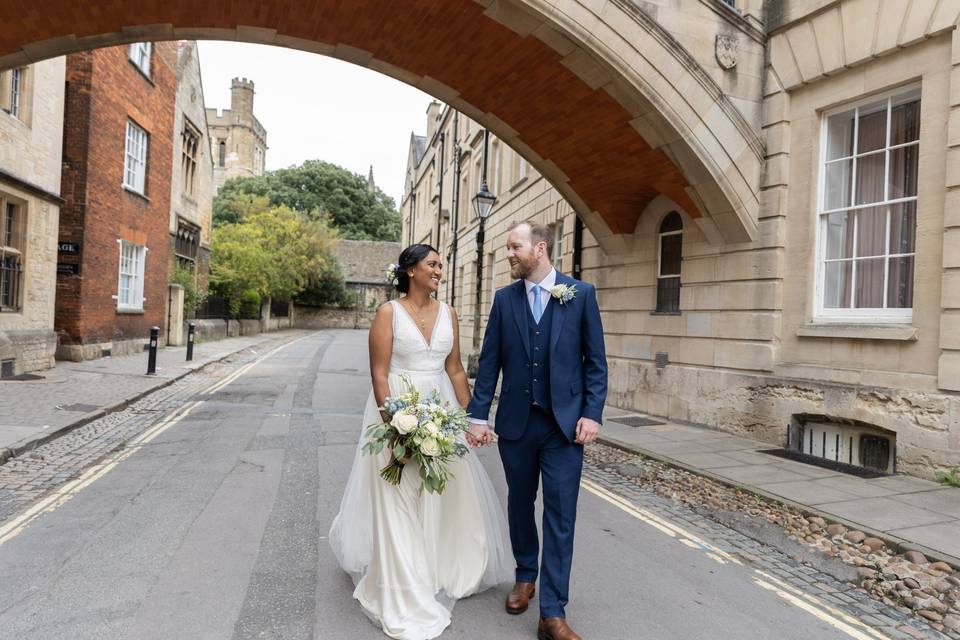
582, 446, 954, 640
0, 333, 305, 525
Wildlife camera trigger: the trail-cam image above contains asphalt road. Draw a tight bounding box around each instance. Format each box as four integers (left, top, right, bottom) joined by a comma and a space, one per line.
0, 330, 899, 640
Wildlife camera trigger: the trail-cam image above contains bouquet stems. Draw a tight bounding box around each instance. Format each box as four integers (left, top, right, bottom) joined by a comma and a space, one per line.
379, 458, 405, 485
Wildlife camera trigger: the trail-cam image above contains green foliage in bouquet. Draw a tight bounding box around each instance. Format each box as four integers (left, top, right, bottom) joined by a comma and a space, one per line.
362, 376, 471, 494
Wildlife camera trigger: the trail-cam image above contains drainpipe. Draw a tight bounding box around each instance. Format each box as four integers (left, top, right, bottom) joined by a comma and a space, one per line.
572, 214, 584, 280
435, 132, 444, 252
449, 111, 461, 308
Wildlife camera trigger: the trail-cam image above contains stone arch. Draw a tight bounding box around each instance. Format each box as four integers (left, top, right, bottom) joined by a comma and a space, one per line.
0, 0, 762, 252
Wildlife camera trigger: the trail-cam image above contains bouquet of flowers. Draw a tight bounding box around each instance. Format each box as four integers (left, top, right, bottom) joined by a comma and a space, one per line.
362, 376, 471, 494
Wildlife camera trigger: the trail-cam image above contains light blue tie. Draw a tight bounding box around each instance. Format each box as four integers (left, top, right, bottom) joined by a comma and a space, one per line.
532, 285, 543, 324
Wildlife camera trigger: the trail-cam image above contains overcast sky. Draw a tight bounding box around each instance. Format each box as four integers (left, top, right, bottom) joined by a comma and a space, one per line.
197, 41, 434, 206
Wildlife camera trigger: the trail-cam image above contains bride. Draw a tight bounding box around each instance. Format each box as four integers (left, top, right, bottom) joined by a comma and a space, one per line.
329, 243, 512, 639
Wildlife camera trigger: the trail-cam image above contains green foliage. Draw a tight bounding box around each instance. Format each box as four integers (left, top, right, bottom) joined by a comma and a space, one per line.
235, 289, 261, 319
168, 264, 208, 316
213, 160, 401, 241
210, 200, 348, 311
936, 467, 960, 488
293, 257, 357, 309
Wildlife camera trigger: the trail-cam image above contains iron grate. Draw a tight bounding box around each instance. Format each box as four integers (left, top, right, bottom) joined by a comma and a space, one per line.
610, 415, 665, 428
759, 448, 889, 479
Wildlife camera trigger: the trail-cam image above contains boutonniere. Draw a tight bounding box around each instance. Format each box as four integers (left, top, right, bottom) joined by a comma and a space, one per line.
550, 283, 577, 305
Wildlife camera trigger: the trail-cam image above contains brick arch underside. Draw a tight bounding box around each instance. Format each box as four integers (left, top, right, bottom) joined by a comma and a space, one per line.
0, 0, 753, 246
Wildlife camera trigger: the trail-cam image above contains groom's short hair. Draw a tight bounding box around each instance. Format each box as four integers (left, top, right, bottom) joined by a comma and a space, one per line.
508, 220, 554, 258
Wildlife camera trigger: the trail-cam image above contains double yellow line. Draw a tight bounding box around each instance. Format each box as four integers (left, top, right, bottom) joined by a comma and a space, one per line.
0, 333, 312, 546
581, 477, 892, 640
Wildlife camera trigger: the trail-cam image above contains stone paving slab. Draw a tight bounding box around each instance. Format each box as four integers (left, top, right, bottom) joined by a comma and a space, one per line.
0, 331, 304, 455
599, 411, 960, 567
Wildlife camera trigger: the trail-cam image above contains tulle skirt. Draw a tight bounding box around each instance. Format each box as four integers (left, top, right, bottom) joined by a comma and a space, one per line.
329, 369, 513, 640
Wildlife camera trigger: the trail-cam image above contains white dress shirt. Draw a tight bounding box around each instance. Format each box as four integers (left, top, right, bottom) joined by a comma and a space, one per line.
525, 267, 557, 318
468, 268, 557, 427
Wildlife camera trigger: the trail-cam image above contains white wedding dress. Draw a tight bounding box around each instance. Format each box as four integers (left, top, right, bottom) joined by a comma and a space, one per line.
329, 300, 512, 640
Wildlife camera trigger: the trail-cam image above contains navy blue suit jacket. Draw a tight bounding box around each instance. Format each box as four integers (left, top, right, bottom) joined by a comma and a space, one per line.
467, 272, 608, 442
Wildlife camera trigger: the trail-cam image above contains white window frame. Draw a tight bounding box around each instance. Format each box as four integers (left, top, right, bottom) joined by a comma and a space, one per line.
813, 85, 920, 324
128, 42, 152, 77
116, 240, 147, 310
124, 120, 148, 195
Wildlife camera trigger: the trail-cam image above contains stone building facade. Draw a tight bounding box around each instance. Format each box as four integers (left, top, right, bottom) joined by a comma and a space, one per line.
403, 0, 960, 480
169, 41, 214, 283
206, 78, 267, 194
0, 57, 65, 375
56, 43, 177, 361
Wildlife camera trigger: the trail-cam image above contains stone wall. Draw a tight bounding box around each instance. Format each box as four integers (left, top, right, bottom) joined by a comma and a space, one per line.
0, 57, 65, 374
169, 41, 214, 277
294, 306, 375, 330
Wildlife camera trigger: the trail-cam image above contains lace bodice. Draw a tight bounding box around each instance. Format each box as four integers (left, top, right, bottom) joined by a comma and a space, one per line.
389, 300, 453, 375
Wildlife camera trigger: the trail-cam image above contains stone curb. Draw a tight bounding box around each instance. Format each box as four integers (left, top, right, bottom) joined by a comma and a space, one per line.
0, 332, 301, 466
597, 432, 960, 572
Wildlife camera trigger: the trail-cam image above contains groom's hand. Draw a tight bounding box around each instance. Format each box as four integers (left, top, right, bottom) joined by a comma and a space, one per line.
467, 423, 492, 447
574, 417, 600, 445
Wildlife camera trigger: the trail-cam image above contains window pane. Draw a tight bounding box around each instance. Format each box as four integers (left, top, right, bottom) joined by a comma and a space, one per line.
891, 97, 920, 145
889, 201, 916, 255
824, 160, 852, 209
823, 261, 853, 309
854, 258, 885, 308
659, 233, 682, 276
854, 152, 885, 205
824, 211, 854, 260
887, 256, 914, 308
857, 104, 887, 154
826, 109, 855, 160
856, 206, 886, 257
656, 277, 680, 313
888, 145, 918, 199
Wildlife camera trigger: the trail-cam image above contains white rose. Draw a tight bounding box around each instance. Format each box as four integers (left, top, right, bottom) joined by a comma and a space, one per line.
423, 421, 440, 436
392, 411, 419, 435
421, 438, 441, 457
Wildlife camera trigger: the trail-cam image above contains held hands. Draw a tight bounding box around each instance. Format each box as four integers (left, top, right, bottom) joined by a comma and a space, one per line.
466, 423, 494, 448
574, 417, 600, 445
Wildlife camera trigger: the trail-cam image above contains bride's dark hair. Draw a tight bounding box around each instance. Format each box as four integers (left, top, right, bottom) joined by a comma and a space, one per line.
394, 244, 439, 294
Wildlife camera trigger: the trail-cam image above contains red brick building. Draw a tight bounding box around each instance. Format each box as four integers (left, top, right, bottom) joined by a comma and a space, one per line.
56, 43, 177, 360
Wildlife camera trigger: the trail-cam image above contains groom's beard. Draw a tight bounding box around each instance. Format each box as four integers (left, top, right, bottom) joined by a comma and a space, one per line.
510, 256, 537, 280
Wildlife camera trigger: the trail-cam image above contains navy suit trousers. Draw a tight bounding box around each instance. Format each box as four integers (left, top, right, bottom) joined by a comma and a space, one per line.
497, 405, 583, 619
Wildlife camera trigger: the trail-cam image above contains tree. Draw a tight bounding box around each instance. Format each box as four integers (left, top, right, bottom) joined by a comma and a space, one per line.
209, 202, 343, 314
213, 160, 401, 241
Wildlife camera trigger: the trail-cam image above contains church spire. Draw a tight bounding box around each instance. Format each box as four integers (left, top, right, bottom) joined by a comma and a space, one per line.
367, 165, 375, 193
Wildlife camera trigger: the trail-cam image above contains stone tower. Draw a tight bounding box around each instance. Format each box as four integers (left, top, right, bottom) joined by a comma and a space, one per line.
205, 77, 268, 193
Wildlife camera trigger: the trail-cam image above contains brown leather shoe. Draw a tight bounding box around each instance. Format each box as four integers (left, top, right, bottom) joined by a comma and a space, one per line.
537, 617, 582, 640
505, 581, 536, 614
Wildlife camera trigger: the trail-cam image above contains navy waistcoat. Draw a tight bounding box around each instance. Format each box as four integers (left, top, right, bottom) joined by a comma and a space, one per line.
527, 293, 554, 409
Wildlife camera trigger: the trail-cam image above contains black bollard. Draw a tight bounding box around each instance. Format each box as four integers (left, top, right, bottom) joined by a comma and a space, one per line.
147, 326, 159, 375
186, 322, 195, 361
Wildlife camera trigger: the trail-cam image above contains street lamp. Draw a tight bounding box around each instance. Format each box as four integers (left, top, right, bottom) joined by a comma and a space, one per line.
472, 129, 497, 351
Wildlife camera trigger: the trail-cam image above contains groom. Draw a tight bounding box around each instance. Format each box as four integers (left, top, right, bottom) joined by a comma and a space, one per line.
467, 221, 607, 640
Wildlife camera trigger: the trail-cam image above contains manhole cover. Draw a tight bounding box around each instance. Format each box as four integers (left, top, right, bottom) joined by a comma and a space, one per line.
57, 403, 100, 413
611, 415, 664, 428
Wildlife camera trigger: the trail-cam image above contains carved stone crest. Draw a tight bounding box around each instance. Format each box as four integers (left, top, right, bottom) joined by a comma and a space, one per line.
715, 34, 738, 70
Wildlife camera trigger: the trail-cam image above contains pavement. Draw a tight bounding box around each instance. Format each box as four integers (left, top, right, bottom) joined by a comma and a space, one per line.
0, 330, 305, 457
599, 408, 960, 569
